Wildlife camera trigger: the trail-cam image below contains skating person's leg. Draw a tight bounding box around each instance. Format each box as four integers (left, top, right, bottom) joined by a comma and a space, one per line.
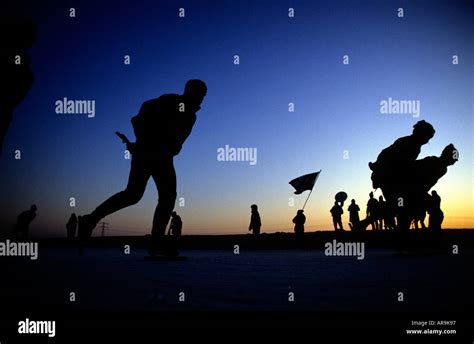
79, 158, 150, 238
148, 157, 177, 255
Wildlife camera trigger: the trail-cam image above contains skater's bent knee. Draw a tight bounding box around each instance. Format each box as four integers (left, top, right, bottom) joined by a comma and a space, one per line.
121, 190, 144, 205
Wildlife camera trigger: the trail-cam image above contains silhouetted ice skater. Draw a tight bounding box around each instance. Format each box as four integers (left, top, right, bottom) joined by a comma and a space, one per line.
0, 18, 36, 155
66, 213, 77, 239
369, 121, 458, 251
330, 201, 344, 232
403, 143, 457, 235
249, 204, 261, 236
347, 199, 360, 231
167, 211, 182, 237
428, 191, 444, 231
292, 209, 306, 238
12, 204, 37, 238
369, 121, 435, 190
77, 80, 207, 256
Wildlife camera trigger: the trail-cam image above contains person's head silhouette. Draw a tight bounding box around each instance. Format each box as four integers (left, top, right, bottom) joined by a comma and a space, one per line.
351, 199, 356, 204
369, 192, 374, 199
184, 79, 207, 106
172, 211, 177, 217
30, 204, 37, 212
297, 209, 304, 215
251, 204, 258, 211
379, 196, 384, 202
432, 190, 438, 197
412, 120, 435, 144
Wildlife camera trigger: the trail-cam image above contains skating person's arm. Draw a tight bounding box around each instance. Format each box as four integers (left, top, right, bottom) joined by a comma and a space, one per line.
171, 109, 197, 156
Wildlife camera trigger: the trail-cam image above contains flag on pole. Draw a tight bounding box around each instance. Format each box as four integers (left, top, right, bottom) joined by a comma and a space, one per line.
289, 171, 321, 194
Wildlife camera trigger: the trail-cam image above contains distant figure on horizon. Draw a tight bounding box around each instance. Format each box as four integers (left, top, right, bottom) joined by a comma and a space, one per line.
77, 79, 207, 256
12, 204, 37, 238
167, 211, 182, 237
249, 204, 261, 236
0, 18, 36, 155
366, 192, 379, 231
347, 199, 360, 231
292, 209, 306, 238
428, 190, 444, 231
330, 201, 344, 232
66, 213, 77, 239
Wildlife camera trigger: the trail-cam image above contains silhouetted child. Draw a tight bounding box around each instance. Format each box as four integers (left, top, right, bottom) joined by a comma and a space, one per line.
12, 204, 37, 238
77, 80, 207, 256
330, 201, 343, 232
292, 210, 306, 237
347, 199, 360, 231
249, 204, 261, 236
66, 213, 77, 239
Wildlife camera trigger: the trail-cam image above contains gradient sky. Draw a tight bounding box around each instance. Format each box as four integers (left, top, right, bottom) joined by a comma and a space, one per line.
1, 0, 472, 237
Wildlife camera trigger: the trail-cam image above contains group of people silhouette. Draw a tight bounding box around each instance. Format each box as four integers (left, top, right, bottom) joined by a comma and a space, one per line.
247, 119, 456, 249
2, 65, 457, 255
330, 190, 444, 233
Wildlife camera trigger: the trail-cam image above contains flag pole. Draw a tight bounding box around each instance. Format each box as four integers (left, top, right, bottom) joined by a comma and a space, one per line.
302, 189, 313, 210
301, 169, 321, 210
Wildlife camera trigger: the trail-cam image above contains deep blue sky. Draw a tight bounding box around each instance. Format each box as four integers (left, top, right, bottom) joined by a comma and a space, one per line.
1, 0, 472, 236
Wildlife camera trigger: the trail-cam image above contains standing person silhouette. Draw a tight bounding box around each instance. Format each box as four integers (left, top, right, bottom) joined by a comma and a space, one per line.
347, 199, 360, 231
249, 204, 261, 236
330, 201, 344, 232
78, 80, 207, 256
292, 209, 306, 238
366, 192, 379, 231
